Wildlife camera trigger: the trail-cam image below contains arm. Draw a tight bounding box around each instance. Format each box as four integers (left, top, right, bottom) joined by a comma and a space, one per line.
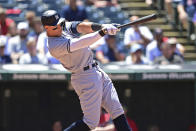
70, 32, 102, 52
177, 4, 186, 14
70, 24, 119, 52
76, 22, 103, 34
137, 30, 152, 46
177, 3, 187, 19
96, 51, 109, 64
11, 52, 24, 64
135, 26, 153, 46
123, 28, 144, 48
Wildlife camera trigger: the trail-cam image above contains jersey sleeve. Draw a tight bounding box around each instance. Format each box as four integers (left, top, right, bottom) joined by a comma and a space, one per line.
48, 37, 71, 59
64, 21, 81, 34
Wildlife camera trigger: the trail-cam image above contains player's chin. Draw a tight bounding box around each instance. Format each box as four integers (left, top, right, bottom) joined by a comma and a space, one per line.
55, 31, 62, 37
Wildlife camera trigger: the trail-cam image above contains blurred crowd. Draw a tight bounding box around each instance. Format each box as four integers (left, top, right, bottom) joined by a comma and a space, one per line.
0, 0, 187, 65
145, 0, 196, 41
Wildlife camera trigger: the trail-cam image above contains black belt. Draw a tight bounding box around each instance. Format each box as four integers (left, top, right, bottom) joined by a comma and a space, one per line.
83, 62, 98, 71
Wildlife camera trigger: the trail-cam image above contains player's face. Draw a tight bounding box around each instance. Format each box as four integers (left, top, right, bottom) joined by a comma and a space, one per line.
44, 22, 64, 37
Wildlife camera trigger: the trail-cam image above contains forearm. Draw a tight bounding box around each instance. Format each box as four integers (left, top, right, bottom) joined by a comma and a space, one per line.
70, 32, 102, 52
96, 52, 109, 64
177, 4, 186, 14
77, 22, 102, 34
140, 34, 151, 44
70, 23, 119, 51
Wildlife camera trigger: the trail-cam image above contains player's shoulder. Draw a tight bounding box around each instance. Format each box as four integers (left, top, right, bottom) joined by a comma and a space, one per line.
47, 36, 70, 48
48, 36, 67, 43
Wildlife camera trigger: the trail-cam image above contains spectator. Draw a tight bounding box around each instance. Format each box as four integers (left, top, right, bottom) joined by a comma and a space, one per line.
167, 37, 185, 57
145, 0, 156, 8
62, 0, 88, 21
125, 44, 149, 64
96, 35, 125, 64
52, 120, 63, 131
7, 22, 17, 37
146, 28, 166, 62
7, 21, 30, 64
25, 11, 36, 32
19, 37, 47, 64
0, 35, 9, 56
36, 31, 48, 55
0, 8, 14, 36
164, 0, 182, 25
29, 17, 44, 42
123, 16, 153, 50
177, 0, 196, 39
1, 22, 17, 55
0, 37, 11, 64
153, 41, 184, 65
193, 12, 196, 36
146, 28, 184, 63
36, 31, 60, 64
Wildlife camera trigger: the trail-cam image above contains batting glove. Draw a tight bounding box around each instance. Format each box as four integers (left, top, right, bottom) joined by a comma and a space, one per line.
102, 24, 119, 35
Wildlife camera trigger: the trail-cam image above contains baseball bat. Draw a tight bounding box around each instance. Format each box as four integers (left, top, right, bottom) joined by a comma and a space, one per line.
117, 13, 158, 29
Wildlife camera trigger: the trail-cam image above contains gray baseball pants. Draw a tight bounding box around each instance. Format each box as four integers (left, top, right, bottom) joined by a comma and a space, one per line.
71, 66, 124, 130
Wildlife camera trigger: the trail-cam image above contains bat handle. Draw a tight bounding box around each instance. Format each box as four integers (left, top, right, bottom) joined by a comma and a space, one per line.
102, 28, 108, 35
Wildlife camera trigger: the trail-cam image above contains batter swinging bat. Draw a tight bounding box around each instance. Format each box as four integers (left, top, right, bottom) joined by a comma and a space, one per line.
117, 13, 158, 29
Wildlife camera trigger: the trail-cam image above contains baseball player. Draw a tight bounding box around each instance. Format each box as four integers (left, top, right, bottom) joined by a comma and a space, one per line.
41, 10, 131, 131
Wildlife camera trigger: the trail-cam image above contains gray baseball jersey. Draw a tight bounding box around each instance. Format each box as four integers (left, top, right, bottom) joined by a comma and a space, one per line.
47, 22, 124, 129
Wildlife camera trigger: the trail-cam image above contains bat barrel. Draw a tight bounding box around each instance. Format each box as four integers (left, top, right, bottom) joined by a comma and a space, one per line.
117, 14, 158, 29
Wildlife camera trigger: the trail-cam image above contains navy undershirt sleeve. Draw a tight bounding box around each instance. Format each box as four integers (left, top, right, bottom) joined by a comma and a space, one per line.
71, 21, 82, 34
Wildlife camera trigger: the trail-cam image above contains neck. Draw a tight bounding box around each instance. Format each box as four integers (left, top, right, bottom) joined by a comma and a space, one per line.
46, 31, 61, 37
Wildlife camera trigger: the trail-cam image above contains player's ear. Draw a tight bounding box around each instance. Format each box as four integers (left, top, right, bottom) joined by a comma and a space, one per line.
44, 25, 49, 30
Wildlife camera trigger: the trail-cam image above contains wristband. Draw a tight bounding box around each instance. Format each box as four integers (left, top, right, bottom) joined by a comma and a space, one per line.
91, 23, 102, 31
98, 30, 106, 37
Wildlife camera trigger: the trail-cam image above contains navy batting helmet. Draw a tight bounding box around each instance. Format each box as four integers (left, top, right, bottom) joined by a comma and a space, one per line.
41, 10, 65, 26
